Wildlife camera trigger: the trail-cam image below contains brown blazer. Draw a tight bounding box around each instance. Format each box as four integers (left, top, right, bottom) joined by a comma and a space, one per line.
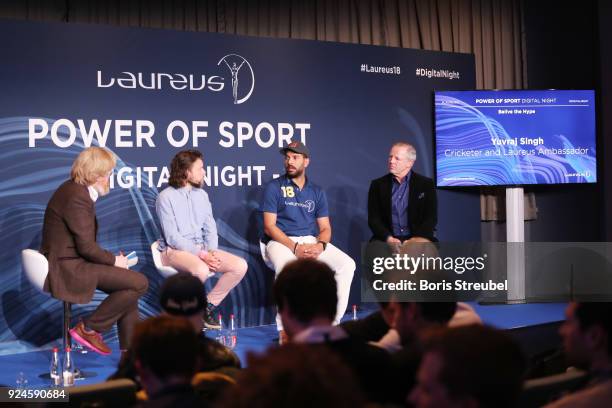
40, 180, 115, 304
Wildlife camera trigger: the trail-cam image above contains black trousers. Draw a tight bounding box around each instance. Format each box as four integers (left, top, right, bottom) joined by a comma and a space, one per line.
84, 264, 148, 349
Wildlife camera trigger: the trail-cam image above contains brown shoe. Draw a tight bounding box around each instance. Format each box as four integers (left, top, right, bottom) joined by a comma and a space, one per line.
69, 321, 111, 355
279, 329, 289, 345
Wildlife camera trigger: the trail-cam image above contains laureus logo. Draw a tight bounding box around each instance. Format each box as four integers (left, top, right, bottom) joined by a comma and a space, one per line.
218, 54, 255, 104
96, 53, 255, 104
305, 200, 315, 213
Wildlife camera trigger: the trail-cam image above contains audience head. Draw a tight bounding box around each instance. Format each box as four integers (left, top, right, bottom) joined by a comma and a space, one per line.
378, 301, 394, 326
393, 301, 457, 346
159, 272, 207, 332
222, 344, 364, 408
560, 301, 612, 369
132, 315, 199, 390
410, 325, 525, 408
159, 273, 242, 372
378, 240, 452, 302
273, 259, 337, 339
382, 242, 457, 344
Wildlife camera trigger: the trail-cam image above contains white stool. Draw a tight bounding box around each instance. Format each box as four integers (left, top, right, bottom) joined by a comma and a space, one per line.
151, 241, 215, 279
21, 249, 73, 351
21, 249, 92, 379
259, 241, 274, 269
150, 241, 178, 278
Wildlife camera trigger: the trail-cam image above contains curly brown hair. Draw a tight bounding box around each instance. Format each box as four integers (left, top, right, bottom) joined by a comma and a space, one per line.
168, 149, 203, 188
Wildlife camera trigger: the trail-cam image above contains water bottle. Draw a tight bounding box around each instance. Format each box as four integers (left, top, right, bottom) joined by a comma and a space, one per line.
215, 313, 224, 344
352, 304, 358, 321
62, 347, 75, 387
227, 314, 237, 349
50, 347, 61, 386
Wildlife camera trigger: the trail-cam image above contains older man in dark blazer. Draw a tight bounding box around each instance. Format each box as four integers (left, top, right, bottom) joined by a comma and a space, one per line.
40, 147, 148, 355
368, 142, 437, 243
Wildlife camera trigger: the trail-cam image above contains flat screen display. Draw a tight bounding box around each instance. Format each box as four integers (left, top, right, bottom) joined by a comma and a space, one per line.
434, 89, 596, 186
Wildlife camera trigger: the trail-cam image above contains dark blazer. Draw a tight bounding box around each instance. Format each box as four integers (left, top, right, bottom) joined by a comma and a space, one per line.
367, 171, 437, 242
40, 180, 115, 304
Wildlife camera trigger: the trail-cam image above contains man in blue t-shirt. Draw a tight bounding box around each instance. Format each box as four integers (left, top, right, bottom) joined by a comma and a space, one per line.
261, 141, 356, 339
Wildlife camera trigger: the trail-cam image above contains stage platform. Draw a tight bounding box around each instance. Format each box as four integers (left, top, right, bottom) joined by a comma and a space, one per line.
0, 302, 566, 388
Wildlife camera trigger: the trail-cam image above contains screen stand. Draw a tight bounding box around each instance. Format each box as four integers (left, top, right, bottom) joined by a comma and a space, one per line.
506, 187, 526, 303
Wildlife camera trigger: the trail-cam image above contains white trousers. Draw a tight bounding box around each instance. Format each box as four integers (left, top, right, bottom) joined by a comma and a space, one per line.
266, 235, 356, 330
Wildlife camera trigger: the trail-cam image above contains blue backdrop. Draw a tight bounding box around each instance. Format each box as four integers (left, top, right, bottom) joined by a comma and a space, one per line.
0, 19, 476, 351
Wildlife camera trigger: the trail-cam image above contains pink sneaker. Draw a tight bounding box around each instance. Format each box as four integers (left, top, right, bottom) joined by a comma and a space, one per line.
69, 322, 111, 355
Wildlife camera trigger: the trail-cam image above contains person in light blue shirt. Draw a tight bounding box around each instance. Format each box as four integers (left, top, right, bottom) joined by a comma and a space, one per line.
156, 150, 247, 329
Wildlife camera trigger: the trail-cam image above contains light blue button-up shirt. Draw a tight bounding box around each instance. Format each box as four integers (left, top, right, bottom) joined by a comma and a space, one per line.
156, 186, 218, 255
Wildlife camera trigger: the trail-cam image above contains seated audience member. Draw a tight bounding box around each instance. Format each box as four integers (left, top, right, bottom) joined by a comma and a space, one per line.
347, 241, 481, 351
110, 273, 240, 387
132, 315, 205, 407
273, 259, 394, 403
543, 302, 612, 408
350, 259, 458, 405
386, 301, 458, 402
158, 273, 241, 372
340, 302, 391, 343
191, 371, 236, 405
222, 344, 364, 408
410, 325, 526, 408
378, 302, 480, 352
342, 301, 479, 352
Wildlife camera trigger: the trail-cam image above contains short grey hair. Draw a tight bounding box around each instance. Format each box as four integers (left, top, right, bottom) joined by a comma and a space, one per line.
392, 142, 417, 160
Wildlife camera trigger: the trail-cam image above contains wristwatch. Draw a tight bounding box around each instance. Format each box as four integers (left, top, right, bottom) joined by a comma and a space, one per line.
318, 241, 328, 251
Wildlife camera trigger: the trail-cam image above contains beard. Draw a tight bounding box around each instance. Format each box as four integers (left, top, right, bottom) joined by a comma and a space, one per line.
286, 166, 304, 179
188, 178, 203, 188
